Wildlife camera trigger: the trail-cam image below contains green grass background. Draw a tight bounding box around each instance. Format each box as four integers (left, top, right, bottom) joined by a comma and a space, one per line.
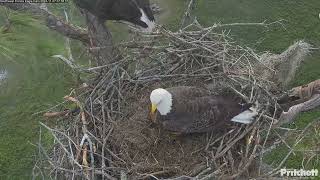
0, 0, 319, 178
0, 11, 76, 178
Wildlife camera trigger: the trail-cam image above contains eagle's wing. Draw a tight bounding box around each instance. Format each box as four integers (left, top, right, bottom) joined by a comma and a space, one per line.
73, 0, 115, 20
167, 86, 210, 100
185, 96, 240, 133
161, 95, 241, 133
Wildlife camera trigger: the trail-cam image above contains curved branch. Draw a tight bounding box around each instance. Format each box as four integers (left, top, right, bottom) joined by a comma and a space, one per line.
0, 2, 90, 44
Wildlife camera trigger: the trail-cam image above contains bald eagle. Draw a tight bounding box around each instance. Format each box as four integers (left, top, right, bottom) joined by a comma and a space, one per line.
149, 86, 258, 134
73, 0, 155, 32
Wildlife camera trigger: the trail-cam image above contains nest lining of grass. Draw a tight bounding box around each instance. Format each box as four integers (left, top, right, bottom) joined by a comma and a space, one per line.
34, 20, 314, 180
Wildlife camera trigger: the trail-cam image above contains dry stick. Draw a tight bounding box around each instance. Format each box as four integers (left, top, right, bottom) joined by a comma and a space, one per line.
198, 163, 228, 180
65, 95, 95, 177
173, 19, 285, 36
214, 126, 251, 160
32, 100, 69, 116
32, 126, 48, 180
81, 114, 95, 178
216, 126, 244, 154
214, 112, 263, 161
67, 131, 76, 180
226, 150, 235, 174
279, 94, 320, 125
39, 122, 82, 168
263, 118, 319, 177
258, 102, 278, 175
245, 126, 258, 158
225, 143, 258, 179
101, 96, 107, 180
95, 170, 117, 180
273, 130, 295, 156
63, 10, 74, 62
228, 85, 250, 102
82, 144, 90, 179
180, 0, 195, 29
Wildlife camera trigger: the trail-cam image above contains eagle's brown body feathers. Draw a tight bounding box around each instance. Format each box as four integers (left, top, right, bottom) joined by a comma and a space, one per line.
156, 86, 246, 133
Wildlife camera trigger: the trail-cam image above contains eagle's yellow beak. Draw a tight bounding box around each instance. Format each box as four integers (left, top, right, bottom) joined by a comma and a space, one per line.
150, 104, 157, 123
151, 104, 157, 113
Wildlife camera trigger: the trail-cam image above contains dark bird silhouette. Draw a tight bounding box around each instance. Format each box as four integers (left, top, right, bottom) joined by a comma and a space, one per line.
73, 0, 155, 31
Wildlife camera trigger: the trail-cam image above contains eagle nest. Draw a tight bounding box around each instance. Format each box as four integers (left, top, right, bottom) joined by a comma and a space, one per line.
35, 21, 312, 179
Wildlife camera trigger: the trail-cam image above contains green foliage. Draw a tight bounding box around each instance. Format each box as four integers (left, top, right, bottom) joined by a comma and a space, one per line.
0, 7, 76, 178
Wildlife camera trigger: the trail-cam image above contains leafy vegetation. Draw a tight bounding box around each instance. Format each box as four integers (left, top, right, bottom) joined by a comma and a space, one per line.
0, 10, 76, 178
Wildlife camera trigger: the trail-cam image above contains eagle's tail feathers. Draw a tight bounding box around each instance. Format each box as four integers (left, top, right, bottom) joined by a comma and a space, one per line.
231, 106, 258, 124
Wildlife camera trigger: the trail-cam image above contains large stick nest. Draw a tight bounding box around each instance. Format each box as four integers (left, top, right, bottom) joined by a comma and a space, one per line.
34, 21, 311, 180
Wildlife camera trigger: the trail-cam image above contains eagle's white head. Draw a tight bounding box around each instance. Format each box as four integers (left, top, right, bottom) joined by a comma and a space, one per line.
150, 88, 173, 118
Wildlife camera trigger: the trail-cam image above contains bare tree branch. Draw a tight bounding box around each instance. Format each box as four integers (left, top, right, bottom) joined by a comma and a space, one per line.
84, 12, 116, 65
0, 2, 90, 44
